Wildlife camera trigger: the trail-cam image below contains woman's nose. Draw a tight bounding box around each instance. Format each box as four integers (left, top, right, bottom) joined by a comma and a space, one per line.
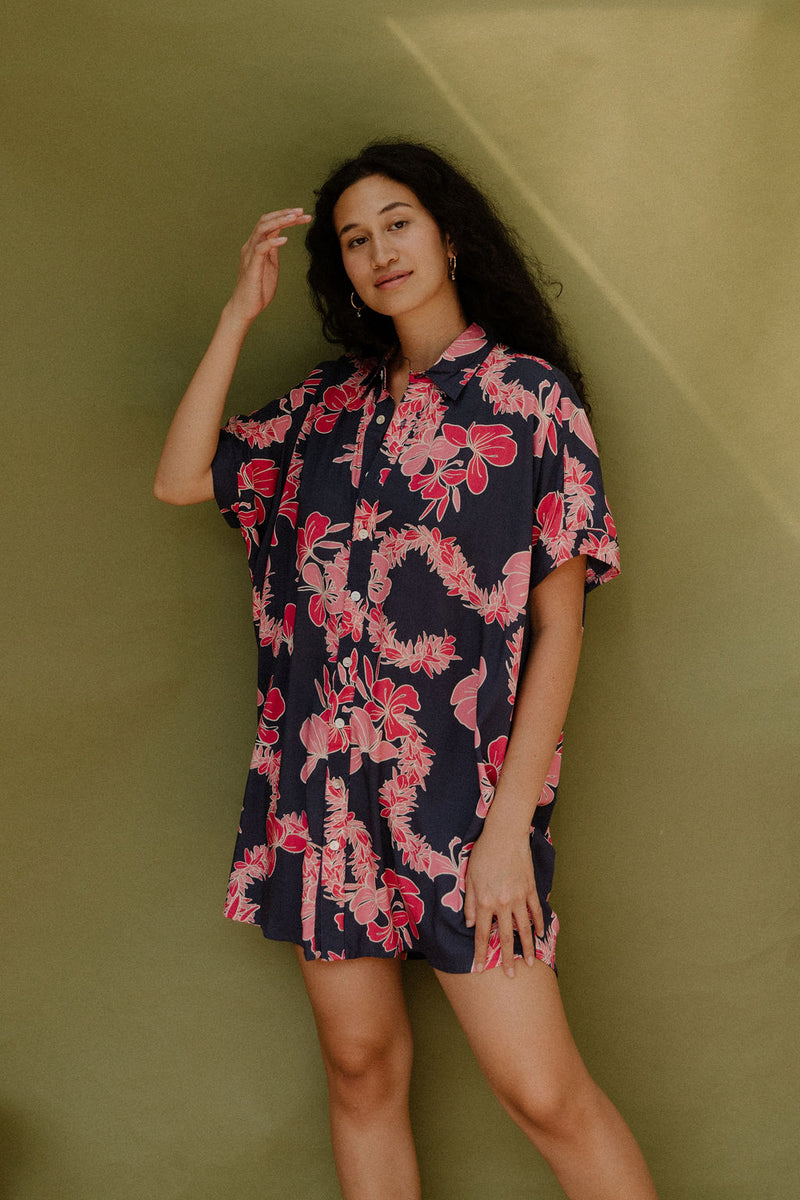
371, 236, 398, 269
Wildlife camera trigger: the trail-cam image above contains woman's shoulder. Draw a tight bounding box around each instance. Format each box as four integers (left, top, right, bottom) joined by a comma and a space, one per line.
315, 350, 381, 387
490, 342, 578, 395
233, 351, 376, 428
281, 350, 381, 402
479, 342, 586, 423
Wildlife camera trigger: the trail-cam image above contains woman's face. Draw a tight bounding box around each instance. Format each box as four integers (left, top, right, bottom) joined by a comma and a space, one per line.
332, 174, 455, 324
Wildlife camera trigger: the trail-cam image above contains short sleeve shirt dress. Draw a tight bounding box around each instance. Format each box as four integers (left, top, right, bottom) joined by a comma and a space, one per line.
211, 323, 620, 974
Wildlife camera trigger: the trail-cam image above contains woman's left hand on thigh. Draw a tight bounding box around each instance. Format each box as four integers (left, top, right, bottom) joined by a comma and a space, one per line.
464, 826, 544, 977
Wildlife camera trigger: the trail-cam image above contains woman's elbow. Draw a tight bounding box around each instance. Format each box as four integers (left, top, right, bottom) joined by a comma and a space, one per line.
153, 470, 214, 506
153, 472, 182, 504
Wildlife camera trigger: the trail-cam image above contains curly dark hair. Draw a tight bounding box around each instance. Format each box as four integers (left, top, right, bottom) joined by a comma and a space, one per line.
305, 140, 589, 411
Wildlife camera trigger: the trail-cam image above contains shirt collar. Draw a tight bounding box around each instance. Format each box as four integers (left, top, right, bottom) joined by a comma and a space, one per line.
423, 323, 494, 401
363, 323, 495, 403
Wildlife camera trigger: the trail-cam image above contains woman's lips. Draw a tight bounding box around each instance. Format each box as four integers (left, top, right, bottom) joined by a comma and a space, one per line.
375, 271, 411, 290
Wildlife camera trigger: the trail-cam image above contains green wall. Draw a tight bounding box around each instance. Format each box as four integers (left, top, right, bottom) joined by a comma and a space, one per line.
3, 2, 798, 1196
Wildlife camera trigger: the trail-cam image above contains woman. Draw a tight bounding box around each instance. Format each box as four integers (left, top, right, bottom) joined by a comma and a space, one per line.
154, 141, 657, 1200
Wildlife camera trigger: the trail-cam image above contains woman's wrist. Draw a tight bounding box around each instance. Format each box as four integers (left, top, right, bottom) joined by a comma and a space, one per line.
482, 792, 535, 842
219, 300, 256, 339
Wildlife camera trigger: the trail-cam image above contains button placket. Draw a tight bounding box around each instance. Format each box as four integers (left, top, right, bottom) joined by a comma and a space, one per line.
337, 392, 391, 698
345, 390, 394, 601
324, 379, 394, 938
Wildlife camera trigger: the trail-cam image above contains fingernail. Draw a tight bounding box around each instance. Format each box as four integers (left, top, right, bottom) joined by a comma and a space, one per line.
475, 963, 484, 973
505, 967, 515, 979
526, 955, 535, 966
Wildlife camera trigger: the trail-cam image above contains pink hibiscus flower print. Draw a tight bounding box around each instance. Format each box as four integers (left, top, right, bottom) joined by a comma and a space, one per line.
532, 380, 563, 458
297, 512, 349, 571
438, 422, 517, 494
535, 491, 577, 565
314, 380, 365, 434
501, 550, 532, 614
383, 870, 424, 936
364, 678, 421, 741
299, 712, 331, 783
450, 657, 488, 738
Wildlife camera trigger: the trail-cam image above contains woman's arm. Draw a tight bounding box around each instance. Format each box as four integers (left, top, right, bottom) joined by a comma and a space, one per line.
464, 554, 586, 976
153, 207, 311, 506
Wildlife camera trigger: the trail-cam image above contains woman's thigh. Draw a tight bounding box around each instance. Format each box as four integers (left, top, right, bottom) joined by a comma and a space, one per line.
434, 961, 594, 1126
294, 948, 413, 1080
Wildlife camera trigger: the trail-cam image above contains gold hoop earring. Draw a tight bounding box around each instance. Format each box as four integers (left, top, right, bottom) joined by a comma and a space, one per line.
351, 291, 364, 318
448, 254, 457, 282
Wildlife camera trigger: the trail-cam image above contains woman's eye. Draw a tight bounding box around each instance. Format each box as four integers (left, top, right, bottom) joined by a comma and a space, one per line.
347, 235, 367, 249
390, 220, 408, 230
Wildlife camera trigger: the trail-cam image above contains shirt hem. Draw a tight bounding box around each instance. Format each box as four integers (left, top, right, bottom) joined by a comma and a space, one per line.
223, 909, 558, 976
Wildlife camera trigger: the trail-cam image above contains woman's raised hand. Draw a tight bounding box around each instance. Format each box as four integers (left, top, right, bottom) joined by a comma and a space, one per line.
154, 206, 311, 506
226, 208, 312, 327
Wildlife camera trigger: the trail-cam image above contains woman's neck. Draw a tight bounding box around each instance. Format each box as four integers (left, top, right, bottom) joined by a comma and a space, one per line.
392, 306, 468, 375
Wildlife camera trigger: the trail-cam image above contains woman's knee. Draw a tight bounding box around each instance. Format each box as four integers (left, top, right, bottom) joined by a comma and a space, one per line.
321, 1025, 413, 1111
296, 953, 413, 1110
496, 1067, 600, 1142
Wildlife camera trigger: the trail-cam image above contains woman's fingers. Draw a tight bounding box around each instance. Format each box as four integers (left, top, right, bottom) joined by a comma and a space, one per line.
241, 210, 310, 263
516, 902, 538, 968
464, 881, 476, 929
497, 908, 517, 978
472, 906, 493, 974
528, 888, 545, 940
249, 208, 312, 247
471, 895, 545, 976
256, 206, 311, 227
251, 234, 287, 258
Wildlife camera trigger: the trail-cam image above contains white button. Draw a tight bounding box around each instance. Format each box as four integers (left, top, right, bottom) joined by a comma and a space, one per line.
376, 414, 386, 425
342, 656, 352, 667
329, 839, 340, 852
357, 528, 369, 540
350, 590, 361, 602
334, 717, 345, 729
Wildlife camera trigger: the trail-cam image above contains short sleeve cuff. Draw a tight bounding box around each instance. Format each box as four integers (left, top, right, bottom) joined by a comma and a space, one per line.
211, 430, 245, 530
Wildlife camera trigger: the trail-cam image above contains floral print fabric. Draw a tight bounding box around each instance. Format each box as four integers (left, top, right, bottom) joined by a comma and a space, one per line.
211, 324, 619, 972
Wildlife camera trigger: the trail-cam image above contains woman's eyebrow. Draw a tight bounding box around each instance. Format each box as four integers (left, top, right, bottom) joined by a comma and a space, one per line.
338, 201, 413, 238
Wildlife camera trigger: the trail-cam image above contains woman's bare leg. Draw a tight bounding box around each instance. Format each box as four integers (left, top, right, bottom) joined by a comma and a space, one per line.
295, 948, 421, 1200
435, 961, 657, 1200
